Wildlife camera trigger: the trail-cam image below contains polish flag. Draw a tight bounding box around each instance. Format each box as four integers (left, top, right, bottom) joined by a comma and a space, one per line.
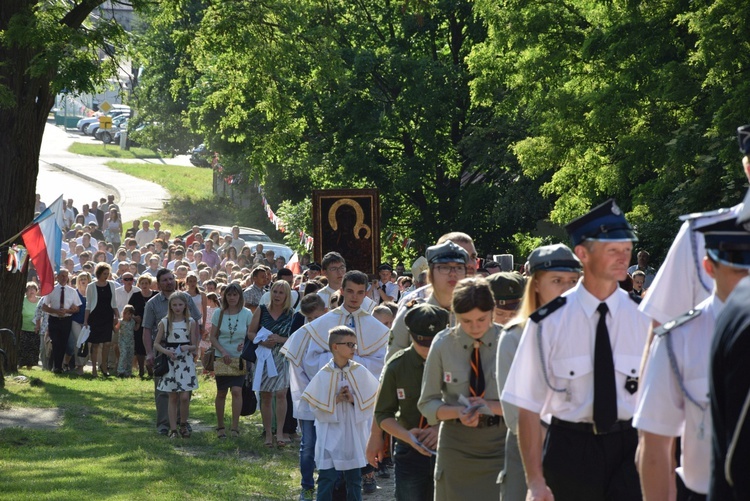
286, 252, 301, 275
21, 195, 64, 295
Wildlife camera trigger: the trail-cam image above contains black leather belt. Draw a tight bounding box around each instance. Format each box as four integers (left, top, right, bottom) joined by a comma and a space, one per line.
454, 415, 504, 428
551, 417, 633, 435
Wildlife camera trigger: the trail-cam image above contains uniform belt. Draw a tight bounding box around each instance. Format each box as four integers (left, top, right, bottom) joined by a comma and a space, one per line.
550, 417, 633, 435
454, 415, 504, 428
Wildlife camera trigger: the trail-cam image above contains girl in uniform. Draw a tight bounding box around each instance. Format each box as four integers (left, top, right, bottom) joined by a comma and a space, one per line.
495, 243, 581, 500
418, 277, 504, 500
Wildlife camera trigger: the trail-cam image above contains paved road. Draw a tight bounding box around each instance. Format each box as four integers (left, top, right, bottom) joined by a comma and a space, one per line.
36, 121, 173, 222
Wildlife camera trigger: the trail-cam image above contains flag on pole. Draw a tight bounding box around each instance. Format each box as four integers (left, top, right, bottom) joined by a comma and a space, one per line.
21, 195, 64, 295
287, 252, 301, 275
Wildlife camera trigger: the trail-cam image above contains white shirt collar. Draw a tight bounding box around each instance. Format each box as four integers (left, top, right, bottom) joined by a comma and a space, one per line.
575, 281, 624, 319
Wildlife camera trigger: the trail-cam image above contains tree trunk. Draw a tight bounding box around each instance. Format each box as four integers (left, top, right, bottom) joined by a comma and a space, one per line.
0, 4, 56, 362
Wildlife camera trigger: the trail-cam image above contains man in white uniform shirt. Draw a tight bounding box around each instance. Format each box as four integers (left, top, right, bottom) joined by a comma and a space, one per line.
502, 199, 650, 501
635, 218, 750, 500
42, 269, 82, 373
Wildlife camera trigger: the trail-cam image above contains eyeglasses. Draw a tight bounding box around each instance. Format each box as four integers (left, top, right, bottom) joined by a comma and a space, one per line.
326, 265, 346, 273
123, 278, 134, 281
335, 342, 357, 349
434, 264, 467, 276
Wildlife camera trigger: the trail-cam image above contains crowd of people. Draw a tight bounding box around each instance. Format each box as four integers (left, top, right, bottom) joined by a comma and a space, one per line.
19, 141, 750, 501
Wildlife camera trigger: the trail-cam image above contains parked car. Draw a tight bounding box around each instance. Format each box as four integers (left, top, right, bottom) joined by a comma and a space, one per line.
78, 105, 130, 134
89, 113, 129, 138
95, 115, 129, 144
178, 225, 273, 244
189, 144, 212, 167
257, 242, 295, 264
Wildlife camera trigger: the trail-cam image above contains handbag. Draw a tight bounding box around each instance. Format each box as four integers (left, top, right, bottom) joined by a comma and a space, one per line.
214, 356, 245, 376
241, 337, 257, 363
77, 343, 89, 358
240, 376, 257, 416
201, 347, 215, 372
153, 352, 169, 377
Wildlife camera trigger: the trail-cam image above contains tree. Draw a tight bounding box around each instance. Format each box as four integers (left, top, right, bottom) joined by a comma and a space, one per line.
140, 0, 549, 260
471, 0, 750, 261
0, 1, 144, 359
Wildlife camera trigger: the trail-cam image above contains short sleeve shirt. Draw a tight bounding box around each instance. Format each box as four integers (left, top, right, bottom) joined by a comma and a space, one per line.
502, 282, 649, 423
375, 347, 428, 430
634, 295, 720, 494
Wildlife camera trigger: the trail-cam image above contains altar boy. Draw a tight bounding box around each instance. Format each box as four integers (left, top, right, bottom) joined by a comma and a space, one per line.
301, 326, 380, 501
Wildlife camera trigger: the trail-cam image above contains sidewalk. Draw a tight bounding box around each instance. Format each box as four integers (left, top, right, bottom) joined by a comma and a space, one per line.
39, 122, 183, 223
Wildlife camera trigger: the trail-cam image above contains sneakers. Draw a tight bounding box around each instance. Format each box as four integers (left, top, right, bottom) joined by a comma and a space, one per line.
298, 488, 315, 501
362, 473, 377, 494
168, 430, 178, 439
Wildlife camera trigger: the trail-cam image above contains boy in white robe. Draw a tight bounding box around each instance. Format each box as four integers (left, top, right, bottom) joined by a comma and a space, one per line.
301, 326, 380, 501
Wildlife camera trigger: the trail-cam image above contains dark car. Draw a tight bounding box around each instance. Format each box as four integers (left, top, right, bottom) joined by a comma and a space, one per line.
190, 144, 212, 168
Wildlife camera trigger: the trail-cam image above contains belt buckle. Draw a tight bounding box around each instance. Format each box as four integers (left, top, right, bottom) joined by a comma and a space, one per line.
592, 423, 601, 435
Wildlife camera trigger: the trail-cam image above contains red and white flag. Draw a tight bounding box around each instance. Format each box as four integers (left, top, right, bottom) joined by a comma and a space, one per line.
21, 195, 64, 295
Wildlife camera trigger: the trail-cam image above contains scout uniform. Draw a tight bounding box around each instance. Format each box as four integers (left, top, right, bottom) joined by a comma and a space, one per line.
386, 241, 468, 360
495, 244, 581, 501
487, 272, 525, 327
502, 199, 650, 501
375, 303, 449, 501
418, 316, 505, 500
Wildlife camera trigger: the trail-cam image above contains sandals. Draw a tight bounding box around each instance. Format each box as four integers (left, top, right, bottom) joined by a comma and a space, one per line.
168, 430, 178, 439
230, 429, 240, 438
216, 427, 227, 439
276, 437, 289, 448
179, 422, 191, 439
264, 437, 275, 448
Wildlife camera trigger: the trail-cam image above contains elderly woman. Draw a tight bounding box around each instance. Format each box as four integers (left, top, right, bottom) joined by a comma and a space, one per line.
248, 280, 295, 447
83, 263, 119, 377
495, 244, 582, 501
418, 277, 505, 500
209, 282, 254, 438
18, 282, 41, 370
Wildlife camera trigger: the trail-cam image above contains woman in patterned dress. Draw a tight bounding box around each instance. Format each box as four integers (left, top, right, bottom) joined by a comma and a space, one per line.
248, 280, 295, 447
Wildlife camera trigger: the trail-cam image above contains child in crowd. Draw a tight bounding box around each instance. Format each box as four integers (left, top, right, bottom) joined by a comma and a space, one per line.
117, 305, 138, 377
154, 292, 199, 439
200, 292, 221, 364
372, 305, 394, 329
301, 326, 380, 501
282, 293, 328, 501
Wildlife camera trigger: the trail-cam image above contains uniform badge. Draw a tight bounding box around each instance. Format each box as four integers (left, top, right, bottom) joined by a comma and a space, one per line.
443, 372, 452, 383
397, 388, 406, 400
625, 376, 638, 395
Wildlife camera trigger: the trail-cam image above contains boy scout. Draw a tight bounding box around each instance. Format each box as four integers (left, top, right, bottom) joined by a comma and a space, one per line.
635, 218, 750, 500
502, 199, 650, 501
370, 303, 449, 501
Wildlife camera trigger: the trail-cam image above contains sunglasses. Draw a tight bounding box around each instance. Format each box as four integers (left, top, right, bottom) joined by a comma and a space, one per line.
123, 278, 134, 281
335, 342, 357, 349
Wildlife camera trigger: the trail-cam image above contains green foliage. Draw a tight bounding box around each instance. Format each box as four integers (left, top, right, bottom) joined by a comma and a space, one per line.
276, 198, 312, 254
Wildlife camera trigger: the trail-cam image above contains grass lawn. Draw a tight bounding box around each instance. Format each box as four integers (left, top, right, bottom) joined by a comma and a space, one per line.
0, 369, 300, 500
103, 162, 283, 241
69, 142, 165, 159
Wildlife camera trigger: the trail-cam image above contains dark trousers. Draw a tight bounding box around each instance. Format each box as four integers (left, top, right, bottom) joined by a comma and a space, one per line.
317, 468, 361, 501
394, 441, 435, 501
543, 421, 641, 501
48, 316, 72, 371
284, 388, 298, 434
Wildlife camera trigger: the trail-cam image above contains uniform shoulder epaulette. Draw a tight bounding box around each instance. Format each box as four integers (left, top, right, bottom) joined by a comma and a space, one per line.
529, 296, 566, 324
385, 348, 406, 365
654, 308, 702, 337
678, 207, 732, 222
